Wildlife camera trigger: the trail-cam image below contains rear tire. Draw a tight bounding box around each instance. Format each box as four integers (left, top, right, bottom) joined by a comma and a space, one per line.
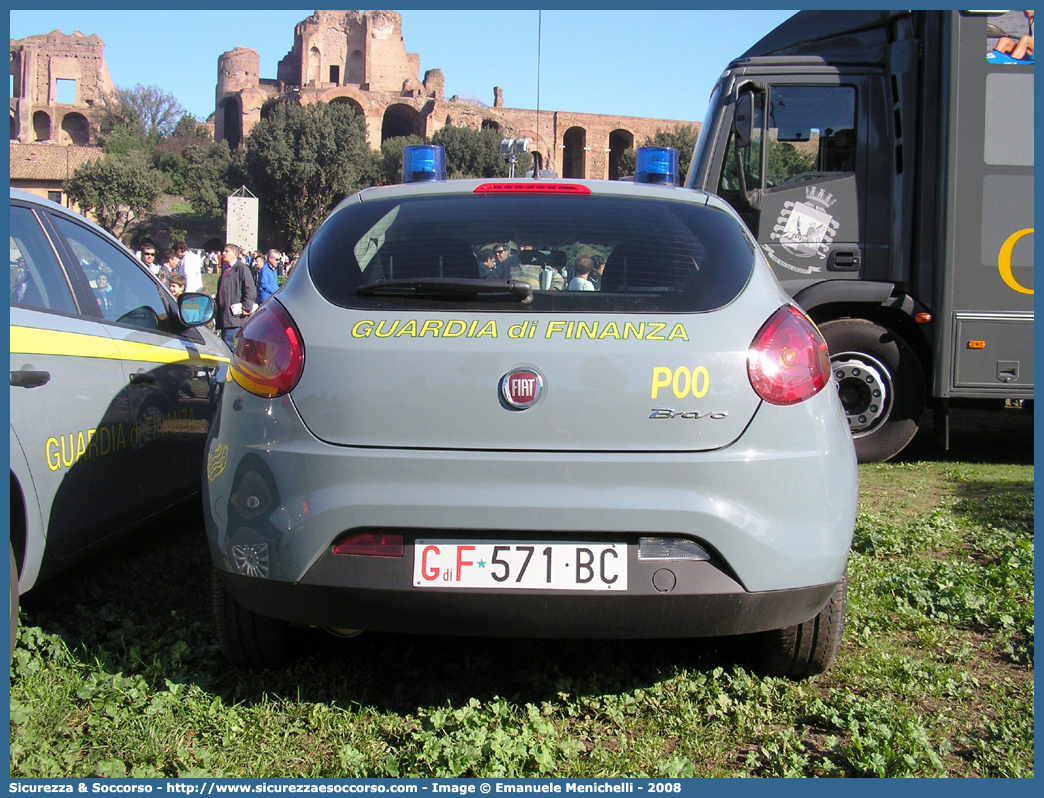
820, 319, 925, 463
211, 567, 292, 668
758, 570, 847, 679
10, 543, 18, 660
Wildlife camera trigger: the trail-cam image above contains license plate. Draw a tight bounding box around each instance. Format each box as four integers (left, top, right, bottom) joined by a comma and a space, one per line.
413, 540, 627, 591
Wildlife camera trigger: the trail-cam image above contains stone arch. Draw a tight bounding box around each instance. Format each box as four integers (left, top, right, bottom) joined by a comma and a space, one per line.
381, 103, 422, 143
562, 126, 587, 179
481, 119, 501, 132
33, 110, 51, 142
222, 96, 242, 149
308, 46, 321, 86
329, 96, 365, 117
347, 50, 364, 84
61, 112, 90, 146
608, 129, 634, 181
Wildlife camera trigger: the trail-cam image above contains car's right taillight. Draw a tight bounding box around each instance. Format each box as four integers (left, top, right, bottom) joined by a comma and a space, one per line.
747, 305, 830, 405
229, 301, 305, 398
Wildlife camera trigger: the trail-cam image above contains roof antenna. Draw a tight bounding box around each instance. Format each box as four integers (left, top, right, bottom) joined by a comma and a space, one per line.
534, 10, 542, 179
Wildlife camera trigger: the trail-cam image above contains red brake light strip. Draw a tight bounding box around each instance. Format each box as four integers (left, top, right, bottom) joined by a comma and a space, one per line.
473, 183, 592, 195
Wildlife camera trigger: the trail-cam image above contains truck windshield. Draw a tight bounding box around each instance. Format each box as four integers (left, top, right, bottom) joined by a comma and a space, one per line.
688, 82, 723, 188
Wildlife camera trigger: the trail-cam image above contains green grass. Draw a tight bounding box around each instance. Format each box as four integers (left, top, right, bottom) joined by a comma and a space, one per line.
201, 273, 218, 297
10, 459, 1033, 778
168, 201, 195, 217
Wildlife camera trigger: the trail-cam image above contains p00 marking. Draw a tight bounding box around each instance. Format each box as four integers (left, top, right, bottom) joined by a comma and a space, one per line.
651, 366, 710, 399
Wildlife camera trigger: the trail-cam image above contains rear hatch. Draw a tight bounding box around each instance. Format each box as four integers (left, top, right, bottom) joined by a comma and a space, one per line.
285, 184, 771, 452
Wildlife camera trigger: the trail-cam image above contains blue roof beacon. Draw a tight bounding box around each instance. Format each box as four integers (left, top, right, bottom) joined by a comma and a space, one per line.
634, 146, 680, 186
402, 145, 447, 183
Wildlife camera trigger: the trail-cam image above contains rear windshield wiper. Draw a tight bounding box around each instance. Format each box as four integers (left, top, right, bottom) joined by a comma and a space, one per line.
356, 278, 533, 304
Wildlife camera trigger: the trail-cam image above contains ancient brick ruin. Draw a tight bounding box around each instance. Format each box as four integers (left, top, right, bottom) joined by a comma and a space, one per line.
10, 29, 116, 146
216, 10, 694, 179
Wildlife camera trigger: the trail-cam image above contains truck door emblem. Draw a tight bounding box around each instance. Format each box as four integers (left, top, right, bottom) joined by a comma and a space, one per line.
765, 187, 841, 273
500, 368, 544, 409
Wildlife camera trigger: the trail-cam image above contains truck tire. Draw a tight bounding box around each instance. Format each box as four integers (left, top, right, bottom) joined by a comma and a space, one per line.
758, 570, 847, 678
211, 567, 291, 668
820, 319, 925, 463
10, 543, 18, 660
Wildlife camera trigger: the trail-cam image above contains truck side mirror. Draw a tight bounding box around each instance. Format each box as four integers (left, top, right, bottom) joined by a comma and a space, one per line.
733, 92, 755, 149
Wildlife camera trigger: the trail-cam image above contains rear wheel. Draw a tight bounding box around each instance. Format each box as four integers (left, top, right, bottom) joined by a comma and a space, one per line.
820, 319, 925, 463
211, 567, 292, 668
758, 571, 847, 679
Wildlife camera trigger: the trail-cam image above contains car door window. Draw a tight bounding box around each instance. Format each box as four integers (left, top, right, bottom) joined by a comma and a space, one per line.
9, 205, 77, 314
50, 215, 175, 333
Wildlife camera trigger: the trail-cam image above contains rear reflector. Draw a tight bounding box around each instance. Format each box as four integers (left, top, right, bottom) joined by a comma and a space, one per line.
638, 537, 711, 562
333, 532, 405, 558
747, 305, 830, 406
473, 183, 592, 195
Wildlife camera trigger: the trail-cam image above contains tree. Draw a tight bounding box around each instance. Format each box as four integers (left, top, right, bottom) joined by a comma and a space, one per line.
172, 114, 211, 141
378, 134, 426, 185
101, 125, 151, 157
182, 141, 238, 219
154, 116, 215, 195
431, 126, 530, 179
241, 103, 381, 250
97, 84, 187, 142
618, 124, 700, 182
64, 152, 165, 238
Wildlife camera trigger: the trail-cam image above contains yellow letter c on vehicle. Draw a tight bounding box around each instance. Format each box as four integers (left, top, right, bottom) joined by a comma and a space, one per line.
998, 228, 1033, 295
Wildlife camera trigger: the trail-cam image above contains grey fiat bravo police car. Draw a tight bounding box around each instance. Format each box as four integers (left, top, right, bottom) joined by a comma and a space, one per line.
205, 147, 857, 677
9, 188, 227, 655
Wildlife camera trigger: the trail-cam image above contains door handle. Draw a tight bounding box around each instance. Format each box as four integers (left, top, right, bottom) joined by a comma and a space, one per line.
10, 370, 51, 388
828, 251, 861, 271
129, 372, 156, 385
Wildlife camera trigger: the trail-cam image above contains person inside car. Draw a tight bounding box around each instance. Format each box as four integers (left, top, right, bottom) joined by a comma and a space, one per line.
568, 255, 597, 291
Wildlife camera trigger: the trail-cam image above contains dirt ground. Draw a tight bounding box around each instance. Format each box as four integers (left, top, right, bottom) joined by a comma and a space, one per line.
897, 402, 1034, 465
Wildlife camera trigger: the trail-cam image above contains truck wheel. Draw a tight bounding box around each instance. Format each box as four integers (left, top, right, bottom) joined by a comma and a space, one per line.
758, 570, 847, 678
211, 567, 291, 668
10, 543, 18, 660
820, 319, 925, 463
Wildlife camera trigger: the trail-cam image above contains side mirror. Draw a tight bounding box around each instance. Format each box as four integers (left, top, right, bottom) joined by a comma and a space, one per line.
733, 92, 755, 149
179, 292, 216, 327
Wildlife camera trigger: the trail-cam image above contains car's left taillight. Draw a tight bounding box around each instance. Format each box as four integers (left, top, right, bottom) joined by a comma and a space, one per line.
747, 304, 830, 405
229, 301, 305, 398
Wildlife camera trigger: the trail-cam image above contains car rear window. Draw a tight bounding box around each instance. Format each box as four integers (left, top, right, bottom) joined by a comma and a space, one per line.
307, 193, 755, 313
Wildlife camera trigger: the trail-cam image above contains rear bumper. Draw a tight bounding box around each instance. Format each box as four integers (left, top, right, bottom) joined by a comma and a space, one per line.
204, 378, 856, 638
218, 552, 840, 638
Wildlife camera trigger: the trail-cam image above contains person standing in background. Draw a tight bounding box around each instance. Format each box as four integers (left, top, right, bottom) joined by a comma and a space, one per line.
215, 243, 257, 349
257, 249, 281, 303
174, 241, 204, 293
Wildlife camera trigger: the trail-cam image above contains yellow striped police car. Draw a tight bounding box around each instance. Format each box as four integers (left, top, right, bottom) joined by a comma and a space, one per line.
9, 188, 229, 655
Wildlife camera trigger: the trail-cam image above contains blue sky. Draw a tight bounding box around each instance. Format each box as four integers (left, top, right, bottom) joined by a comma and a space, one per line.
9, 9, 797, 124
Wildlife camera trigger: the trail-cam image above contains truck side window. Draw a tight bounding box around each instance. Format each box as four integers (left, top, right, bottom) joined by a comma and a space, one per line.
765, 86, 856, 188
